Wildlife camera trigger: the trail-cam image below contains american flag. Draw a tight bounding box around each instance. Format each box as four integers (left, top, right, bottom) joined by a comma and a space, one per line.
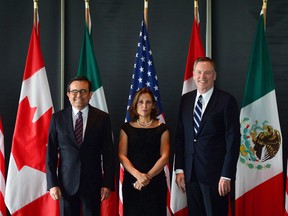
119, 19, 171, 216
125, 20, 164, 122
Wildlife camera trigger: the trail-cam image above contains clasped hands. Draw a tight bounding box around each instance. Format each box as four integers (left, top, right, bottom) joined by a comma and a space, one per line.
133, 173, 152, 191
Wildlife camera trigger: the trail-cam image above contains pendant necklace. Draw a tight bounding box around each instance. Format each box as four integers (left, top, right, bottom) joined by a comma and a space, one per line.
137, 119, 153, 127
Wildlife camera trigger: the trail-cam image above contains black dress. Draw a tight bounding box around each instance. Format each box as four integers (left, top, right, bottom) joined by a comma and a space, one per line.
121, 122, 168, 216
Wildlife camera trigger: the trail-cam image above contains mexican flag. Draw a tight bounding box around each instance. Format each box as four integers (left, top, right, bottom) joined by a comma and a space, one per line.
77, 7, 108, 113
235, 10, 284, 216
77, 3, 118, 216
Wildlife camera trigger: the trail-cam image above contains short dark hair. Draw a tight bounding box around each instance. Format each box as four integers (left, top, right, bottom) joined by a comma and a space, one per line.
129, 87, 159, 122
67, 76, 92, 92
193, 56, 216, 72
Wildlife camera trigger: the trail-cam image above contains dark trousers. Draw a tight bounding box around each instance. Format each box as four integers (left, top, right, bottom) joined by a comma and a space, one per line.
185, 173, 229, 216
60, 191, 101, 216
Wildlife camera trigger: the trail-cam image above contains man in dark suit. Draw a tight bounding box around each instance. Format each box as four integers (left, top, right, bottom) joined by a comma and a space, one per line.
175, 57, 240, 216
46, 76, 115, 216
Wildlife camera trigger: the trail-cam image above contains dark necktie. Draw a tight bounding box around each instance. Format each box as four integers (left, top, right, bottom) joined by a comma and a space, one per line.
193, 95, 202, 135
75, 111, 83, 144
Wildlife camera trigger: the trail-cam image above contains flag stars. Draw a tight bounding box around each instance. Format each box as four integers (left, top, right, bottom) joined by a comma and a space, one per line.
154, 85, 159, 91
139, 67, 144, 73
147, 71, 151, 76
143, 46, 146, 51
148, 60, 152, 66
146, 81, 150, 87
155, 75, 158, 80
143, 35, 147, 41
138, 77, 143, 83
149, 50, 152, 55
141, 57, 145, 62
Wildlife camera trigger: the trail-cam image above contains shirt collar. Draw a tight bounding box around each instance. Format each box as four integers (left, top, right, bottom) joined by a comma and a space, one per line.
197, 87, 214, 102
72, 105, 89, 117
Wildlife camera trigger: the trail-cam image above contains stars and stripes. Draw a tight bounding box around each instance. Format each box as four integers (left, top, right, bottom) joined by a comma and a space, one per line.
125, 20, 163, 122
119, 18, 171, 216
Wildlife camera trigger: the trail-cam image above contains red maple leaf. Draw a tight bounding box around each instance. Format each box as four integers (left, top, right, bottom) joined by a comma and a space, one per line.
12, 97, 52, 173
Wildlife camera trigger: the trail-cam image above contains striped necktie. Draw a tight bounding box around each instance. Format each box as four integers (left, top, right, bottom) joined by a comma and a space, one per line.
193, 95, 202, 135
75, 111, 83, 144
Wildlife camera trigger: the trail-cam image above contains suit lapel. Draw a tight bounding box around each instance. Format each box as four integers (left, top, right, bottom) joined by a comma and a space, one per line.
63, 106, 79, 146
84, 105, 98, 140
197, 89, 219, 134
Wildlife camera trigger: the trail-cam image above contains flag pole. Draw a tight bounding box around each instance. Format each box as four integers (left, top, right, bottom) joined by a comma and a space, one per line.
262, 0, 267, 30
60, 0, 65, 109
144, 0, 148, 29
194, 0, 198, 21
33, 0, 38, 32
206, 0, 212, 58
85, 0, 90, 30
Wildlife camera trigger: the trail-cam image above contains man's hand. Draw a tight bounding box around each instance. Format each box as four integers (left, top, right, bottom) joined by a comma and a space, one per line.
176, 173, 186, 193
101, 187, 111, 201
49, 186, 62, 200
218, 177, 231, 196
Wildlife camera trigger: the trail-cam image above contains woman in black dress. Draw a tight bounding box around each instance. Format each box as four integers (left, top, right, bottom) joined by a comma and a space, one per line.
119, 87, 170, 216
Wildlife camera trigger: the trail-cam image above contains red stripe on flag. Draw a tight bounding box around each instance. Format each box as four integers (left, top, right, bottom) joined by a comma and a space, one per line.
0, 193, 5, 216
173, 207, 188, 216
23, 26, 44, 80
235, 173, 284, 216
11, 193, 59, 216
0, 117, 6, 216
183, 18, 205, 82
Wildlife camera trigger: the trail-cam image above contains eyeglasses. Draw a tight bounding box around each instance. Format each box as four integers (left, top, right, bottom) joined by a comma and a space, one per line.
69, 89, 89, 95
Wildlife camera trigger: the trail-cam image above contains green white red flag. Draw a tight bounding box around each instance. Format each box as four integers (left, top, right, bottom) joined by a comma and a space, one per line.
235, 9, 284, 216
77, 3, 118, 215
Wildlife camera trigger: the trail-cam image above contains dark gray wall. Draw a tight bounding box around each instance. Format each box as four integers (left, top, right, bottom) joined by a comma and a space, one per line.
0, 1, 287, 211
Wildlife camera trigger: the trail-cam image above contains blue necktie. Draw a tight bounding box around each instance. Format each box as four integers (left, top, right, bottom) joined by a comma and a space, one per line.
193, 95, 202, 135
75, 111, 83, 144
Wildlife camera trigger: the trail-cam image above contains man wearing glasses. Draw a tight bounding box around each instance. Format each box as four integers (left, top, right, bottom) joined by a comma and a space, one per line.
46, 76, 115, 216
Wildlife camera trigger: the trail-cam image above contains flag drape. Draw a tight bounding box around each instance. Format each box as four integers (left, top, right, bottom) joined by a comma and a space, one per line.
235, 10, 284, 216
77, 5, 118, 216
119, 19, 171, 216
4, 19, 59, 215
285, 160, 288, 216
170, 7, 205, 216
0, 117, 6, 216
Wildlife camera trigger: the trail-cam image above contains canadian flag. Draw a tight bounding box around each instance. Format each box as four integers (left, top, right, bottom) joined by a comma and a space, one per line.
170, 5, 205, 216
4, 19, 59, 215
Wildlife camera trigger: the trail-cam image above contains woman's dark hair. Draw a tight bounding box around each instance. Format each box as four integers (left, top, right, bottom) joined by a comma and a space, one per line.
129, 87, 158, 121
67, 76, 92, 92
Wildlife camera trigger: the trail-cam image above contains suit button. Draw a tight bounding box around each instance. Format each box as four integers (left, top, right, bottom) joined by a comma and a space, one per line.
194, 139, 196, 142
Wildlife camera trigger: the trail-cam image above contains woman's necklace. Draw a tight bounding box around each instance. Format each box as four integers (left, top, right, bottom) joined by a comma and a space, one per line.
137, 119, 153, 127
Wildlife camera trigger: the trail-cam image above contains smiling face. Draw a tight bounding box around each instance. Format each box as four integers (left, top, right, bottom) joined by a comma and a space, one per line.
193, 61, 216, 94
67, 80, 92, 110
136, 93, 155, 118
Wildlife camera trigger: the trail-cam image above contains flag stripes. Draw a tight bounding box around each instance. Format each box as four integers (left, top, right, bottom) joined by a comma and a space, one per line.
0, 117, 6, 216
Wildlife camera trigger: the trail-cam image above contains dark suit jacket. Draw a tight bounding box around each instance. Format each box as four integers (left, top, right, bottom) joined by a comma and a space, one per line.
175, 88, 240, 185
46, 105, 114, 196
